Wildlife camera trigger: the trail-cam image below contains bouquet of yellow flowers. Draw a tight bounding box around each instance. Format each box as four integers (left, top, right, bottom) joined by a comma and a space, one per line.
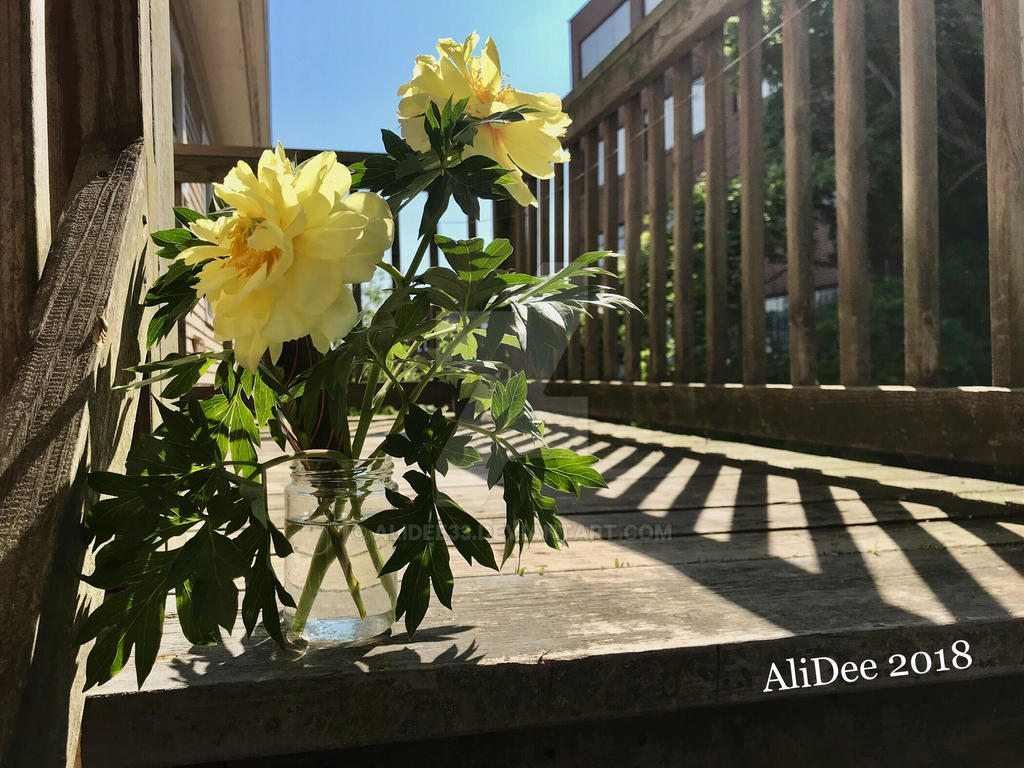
79, 34, 634, 688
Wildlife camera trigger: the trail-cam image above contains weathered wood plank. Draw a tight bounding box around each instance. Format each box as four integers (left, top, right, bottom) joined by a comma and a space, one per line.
538, 381, 1024, 468
0, 0, 50, 396
704, 27, 729, 384
553, 163, 568, 379
983, 0, 1024, 388
601, 112, 620, 379
174, 143, 376, 184
739, 2, 766, 385
566, 142, 585, 378
623, 94, 644, 382
563, 0, 747, 144
584, 128, 602, 379
646, 76, 669, 382
526, 175, 538, 275
0, 140, 149, 766
671, 53, 695, 383
783, 0, 816, 385
537, 177, 549, 275
899, 0, 940, 386
834, 0, 871, 386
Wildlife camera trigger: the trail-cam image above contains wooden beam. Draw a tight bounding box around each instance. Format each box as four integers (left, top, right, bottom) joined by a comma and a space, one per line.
834, 0, 871, 386
623, 94, 644, 382
0, 0, 50, 397
584, 129, 602, 379
704, 27, 729, 384
671, 54, 695, 383
174, 143, 377, 184
983, 0, 1024, 388
554, 164, 568, 379
563, 0, 747, 144
783, 0, 816, 385
646, 76, 669, 382
899, 0, 940, 386
602, 111, 621, 379
538, 177, 549, 275
539, 381, 1024, 468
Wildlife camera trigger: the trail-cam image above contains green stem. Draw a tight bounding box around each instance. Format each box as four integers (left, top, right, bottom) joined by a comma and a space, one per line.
290, 528, 334, 633
328, 524, 366, 619
402, 227, 434, 284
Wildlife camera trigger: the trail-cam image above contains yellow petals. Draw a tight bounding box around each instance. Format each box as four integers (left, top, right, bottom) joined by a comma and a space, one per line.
397, 34, 571, 208
181, 143, 393, 371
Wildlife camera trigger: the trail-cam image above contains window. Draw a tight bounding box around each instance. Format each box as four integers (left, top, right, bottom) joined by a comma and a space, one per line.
597, 139, 605, 185
644, 0, 663, 13
580, 2, 631, 78
692, 77, 706, 135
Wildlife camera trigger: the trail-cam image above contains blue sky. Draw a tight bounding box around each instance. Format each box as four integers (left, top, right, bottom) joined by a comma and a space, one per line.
269, 0, 584, 264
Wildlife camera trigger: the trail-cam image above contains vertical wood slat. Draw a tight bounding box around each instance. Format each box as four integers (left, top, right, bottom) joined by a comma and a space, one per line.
391, 212, 401, 272
783, 0, 816, 385
602, 111, 620, 379
0, 0, 50, 397
429, 238, 439, 268
982, 0, 1024, 387
623, 94, 644, 382
467, 213, 476, 240
584, 129, 602, 379
645, 76, 668, 382
526, 175, 538, 275
704, 27, 729, 384
671, 54, 695, 383
554, 163, 568, 378
834, 0, 871, 385
739, 2, 766, 385
567, 141, 584, 378
899, 0, 940, 386
538, 177, 550, 275
511, 203, 525, 271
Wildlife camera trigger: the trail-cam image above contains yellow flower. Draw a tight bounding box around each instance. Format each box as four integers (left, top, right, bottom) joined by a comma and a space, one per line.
397, 33, 571, 207
178, 144, 393, 371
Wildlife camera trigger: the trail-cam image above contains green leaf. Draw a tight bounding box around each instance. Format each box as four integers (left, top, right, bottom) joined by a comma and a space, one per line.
151, 228, 194, 247
525, 448, 606, 497
491, 371, 528, 429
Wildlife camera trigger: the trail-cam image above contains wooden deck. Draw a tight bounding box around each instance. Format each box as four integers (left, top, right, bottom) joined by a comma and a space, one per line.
81, 413, 1024, 766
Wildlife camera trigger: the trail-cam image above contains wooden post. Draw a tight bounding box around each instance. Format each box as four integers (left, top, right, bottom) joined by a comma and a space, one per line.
739, 2, 766, 385
467, 212, 476, 240
623, 93, 644, 382
646, 76, 668, 382
705, 27, 729, 384
783, 0, 816, 385
511, 203, 525, 271
899, 0, 940, 386
983, 0, 1024, 388
567, 141, 584, 378
671, 54, 695, 383
526, 175, 538, 275
602, 111, 620, 380
554, 163, 568, 378
538, 177, 550, 275
834, 0, 871, 386
0, 0, 50, 397
584, 128, 602, 379
391, 211, 401, 276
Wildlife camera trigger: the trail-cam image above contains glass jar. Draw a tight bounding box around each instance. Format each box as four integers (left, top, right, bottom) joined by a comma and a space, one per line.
282, 458, 399, 646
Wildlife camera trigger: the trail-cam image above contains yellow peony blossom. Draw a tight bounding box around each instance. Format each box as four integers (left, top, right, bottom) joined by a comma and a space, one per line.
397, 33, 571, 207
178, 145, 393, 371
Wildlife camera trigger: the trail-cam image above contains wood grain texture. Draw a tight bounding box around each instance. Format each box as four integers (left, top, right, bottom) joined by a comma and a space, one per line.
646, 76, 669, 382
0, 0, 50, 396
739, 2, 766, 385
584, 129, 602, 379
623, 94, 645, 382
0, 140, 149, 766
899, 0, 940, 386
834, 0, 871, 386
563, 0, 747, 144
671, 54, 695, 383
601, 112, 620, 379
983, 0, 1024, 388
704, 27, 729, 384
174, 143, 377, 184
783, 0, 816, 385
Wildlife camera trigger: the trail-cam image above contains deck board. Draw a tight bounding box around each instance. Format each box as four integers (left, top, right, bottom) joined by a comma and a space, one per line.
82, 413, 1024, 767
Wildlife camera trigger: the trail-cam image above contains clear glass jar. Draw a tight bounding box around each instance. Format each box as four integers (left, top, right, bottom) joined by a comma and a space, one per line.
282, 458, 399, 646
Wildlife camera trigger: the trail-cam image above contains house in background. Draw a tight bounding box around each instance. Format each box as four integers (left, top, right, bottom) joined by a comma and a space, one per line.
569, 0, 837, 358
169, 0, 271, 354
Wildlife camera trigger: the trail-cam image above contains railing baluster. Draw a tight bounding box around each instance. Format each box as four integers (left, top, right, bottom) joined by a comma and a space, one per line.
429, 237, 439, 268
623, 93, 644, 382
705, 27, 728, 384
671, 54, 694, 383
584, 128, 602, 380
390, 211, 401, 284
512, 201, 525, 272
526, 175, 538, 275
467, 213, 476, 240
602, 111, 620, 380
899, 0, 940, 386
645, 76, 668, 382
783, 0, 816, 385
834, 0, 871, 386
567, 140, 584, 378
538, 177, 550, 275
739, 2, 766, 385
554, 163, 567, 379
982, 0, 1024, 387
